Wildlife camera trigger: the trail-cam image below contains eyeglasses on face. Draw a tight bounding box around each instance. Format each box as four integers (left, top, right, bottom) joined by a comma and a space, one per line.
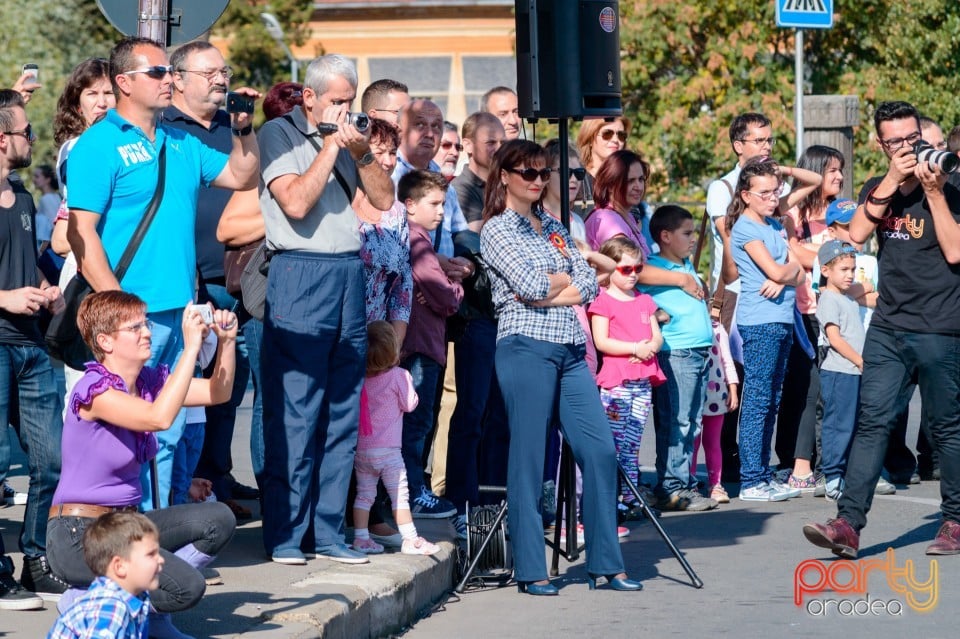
124, 65, 174, 80
178, 66, 233, 81
3, 123, 34, 141
880, 131, 922, 151
615, 263, 643, 276
116, 320, 154, 334
569, 167, 586, 180
740, 137, 776, 147
599, 129, 627, 143
506, 167, 552, 182
746, 184, 784, 200
440, 141, 463, 151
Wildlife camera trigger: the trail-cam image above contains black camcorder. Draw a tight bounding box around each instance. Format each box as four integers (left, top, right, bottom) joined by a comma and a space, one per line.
317, 112, 370, 135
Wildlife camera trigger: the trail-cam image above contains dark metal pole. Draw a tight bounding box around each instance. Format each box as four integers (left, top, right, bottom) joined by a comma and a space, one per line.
558, 118, 571, 231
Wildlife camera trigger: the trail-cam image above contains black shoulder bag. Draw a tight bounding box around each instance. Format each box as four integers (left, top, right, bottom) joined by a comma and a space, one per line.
46, 144, 167, 370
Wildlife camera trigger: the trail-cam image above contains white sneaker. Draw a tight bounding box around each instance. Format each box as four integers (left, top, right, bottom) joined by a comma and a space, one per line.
401, 536, 440, 556
768, 478, 801, 499
739, 483, 790, 502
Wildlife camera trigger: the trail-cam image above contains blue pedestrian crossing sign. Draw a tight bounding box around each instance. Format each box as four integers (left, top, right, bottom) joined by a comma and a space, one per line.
776, 0, 834, 29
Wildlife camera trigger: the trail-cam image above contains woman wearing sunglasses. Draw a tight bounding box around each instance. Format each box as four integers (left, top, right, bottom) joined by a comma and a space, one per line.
541, 139, 588, 243
575, 118, 630, 212
480, 139, 641, 595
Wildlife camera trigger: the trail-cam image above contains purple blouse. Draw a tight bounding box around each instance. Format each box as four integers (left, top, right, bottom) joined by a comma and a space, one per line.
52, 363, 167, 507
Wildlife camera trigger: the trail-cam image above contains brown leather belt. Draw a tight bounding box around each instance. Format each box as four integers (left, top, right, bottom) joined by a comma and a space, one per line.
49, 503, 139, 520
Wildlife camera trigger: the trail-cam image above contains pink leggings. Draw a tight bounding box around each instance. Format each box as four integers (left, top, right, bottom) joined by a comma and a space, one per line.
691, 414, 724, 487
353, 448, 410, 512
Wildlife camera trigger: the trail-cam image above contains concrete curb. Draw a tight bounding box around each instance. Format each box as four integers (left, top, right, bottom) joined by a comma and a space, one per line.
244, 545, 455, 639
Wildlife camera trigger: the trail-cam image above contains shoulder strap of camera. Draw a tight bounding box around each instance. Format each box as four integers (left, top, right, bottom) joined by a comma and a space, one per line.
283, 115, 354, 203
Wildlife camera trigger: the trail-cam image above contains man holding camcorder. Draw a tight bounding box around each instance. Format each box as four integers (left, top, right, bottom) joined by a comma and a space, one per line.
803, 101, 960, 559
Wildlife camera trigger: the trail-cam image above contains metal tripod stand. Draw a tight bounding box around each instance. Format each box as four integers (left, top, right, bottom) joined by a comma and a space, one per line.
548, 442, 703, 588
455, 443, 704, 592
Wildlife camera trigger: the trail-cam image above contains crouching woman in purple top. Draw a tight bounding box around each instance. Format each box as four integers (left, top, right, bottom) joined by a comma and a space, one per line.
479, 140, 640, 596
46, 291, 237, 639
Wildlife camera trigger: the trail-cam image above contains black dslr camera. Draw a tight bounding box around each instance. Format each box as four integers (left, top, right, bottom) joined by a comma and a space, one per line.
913, 140, 959, 174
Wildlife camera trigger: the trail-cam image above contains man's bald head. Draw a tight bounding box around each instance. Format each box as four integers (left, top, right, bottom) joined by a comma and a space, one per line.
399, 99, 444, 169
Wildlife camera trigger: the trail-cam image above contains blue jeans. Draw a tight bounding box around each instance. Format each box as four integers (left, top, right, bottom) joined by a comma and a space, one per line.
495, 335, 623, 583
401, 353, 442, 497
819, 370, 860, 482
139, 308, 187, 511
445, 318, 509, 513
172, 421, 205, 505
242, 316, 265, 485
196, 283, 252, 500
737, 323, 793, 489
261, 252, 366, 554
0, 344, 62, 558
653, 347, 709, 495
839, 326, 960, 530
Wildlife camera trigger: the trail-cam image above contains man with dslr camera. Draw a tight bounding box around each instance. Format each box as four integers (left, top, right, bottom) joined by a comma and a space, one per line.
803, 101, 960, 558
257, 54, 394, 566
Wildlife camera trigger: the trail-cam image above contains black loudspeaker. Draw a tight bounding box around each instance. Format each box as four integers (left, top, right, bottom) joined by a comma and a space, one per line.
516, 0, 622, 120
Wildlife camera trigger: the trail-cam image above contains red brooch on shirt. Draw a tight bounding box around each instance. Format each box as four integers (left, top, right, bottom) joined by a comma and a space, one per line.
549, 232, 569, 258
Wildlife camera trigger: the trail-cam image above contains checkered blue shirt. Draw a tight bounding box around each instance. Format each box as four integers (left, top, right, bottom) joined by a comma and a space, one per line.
47, 576, 150, 639
481, 208, 598, 344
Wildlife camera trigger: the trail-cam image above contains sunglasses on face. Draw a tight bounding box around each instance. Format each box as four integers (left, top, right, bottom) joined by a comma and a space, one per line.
3, 122, 33, 141
599, 129, 627, 143
615, 263, 643, 276
569, 167, 586, 180
123, 65, 174, 80
440, 141, 463, 151
506, 167, 552, 182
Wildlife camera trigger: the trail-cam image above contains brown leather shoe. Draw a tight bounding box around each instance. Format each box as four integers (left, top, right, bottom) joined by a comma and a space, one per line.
802, 518, 859, 559
926, 520, 960, 555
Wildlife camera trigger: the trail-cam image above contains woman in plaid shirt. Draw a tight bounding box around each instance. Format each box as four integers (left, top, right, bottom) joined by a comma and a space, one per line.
480, 140, 641, 596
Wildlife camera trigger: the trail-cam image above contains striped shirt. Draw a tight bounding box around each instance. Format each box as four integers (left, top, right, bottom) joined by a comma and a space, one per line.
481, 208, 598, 344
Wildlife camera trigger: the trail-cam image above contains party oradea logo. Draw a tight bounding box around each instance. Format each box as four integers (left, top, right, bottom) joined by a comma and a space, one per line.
794, 548, 938, 616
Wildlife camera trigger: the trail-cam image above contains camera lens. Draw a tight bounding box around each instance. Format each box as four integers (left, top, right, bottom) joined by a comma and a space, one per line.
349, 112, 370, 132
914, 141, 960, 174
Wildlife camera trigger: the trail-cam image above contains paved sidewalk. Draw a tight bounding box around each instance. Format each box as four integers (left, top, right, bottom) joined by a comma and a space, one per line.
1, 493, 457, 638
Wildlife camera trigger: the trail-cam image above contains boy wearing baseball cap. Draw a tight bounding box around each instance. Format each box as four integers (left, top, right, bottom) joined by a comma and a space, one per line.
816, 240, 867, 502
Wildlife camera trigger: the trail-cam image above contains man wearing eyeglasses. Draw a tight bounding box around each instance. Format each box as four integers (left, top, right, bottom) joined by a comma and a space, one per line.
360, 78, 410, 128
257, 54, 395, 566
161, 40, 262, 519
704, 112, 787, 482
432, 121, 462, 182
0, 89, 67, 607
66, 37, 260, 514
804, 101, 960, 559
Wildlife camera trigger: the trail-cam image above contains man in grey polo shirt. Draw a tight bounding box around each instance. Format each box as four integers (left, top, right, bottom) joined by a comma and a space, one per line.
258, 54, 394, 566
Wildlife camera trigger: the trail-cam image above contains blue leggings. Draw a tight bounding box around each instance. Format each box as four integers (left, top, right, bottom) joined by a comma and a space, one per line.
737, 323, 792, 489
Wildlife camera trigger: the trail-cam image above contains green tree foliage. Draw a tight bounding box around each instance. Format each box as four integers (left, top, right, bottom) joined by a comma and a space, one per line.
213, 0, 317, 89
618, 0, 960, 202
0, 0, 115, 168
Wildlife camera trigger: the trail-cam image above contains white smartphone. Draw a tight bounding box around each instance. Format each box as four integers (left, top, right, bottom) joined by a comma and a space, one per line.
187, 304, 213, 325
21, 63, 38, 83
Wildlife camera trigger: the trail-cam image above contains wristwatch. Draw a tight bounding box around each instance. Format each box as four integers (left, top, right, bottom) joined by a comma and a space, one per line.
232, 125, 253, 137
356, 151, 375, 167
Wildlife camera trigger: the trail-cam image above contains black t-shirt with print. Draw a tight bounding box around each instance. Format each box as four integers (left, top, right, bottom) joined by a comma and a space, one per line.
859, 176, 960, 334
0, 176, 43, 346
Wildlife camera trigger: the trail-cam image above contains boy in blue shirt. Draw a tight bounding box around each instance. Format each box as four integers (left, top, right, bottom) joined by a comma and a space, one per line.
641, 206, 718, 511
48, 512, 161, 639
